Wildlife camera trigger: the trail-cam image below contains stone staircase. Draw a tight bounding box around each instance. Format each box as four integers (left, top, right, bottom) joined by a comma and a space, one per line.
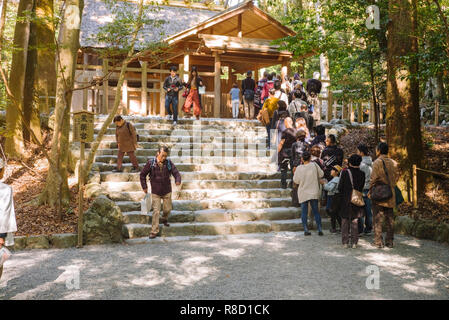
88, 116, 329, 243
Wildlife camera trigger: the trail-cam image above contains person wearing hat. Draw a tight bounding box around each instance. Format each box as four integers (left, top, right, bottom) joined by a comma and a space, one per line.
0, 158, 17, 279
242, 71, 256, 119
323, 165, 342, 233
337, 154, 366, 248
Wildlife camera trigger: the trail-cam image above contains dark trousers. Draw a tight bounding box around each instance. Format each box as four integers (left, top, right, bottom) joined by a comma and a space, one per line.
117, 151, 139, 169
358, 190, 373, 233
342, 218, 359, 245
266, 124, 272, 149
165, 95, 179, 122
373, 204, 394, 246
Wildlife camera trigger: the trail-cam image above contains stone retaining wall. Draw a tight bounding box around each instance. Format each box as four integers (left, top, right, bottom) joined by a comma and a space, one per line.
395, 215, 449, 244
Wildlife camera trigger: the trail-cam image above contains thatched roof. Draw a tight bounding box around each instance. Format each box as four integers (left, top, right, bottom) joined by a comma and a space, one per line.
80, 0, 218, 49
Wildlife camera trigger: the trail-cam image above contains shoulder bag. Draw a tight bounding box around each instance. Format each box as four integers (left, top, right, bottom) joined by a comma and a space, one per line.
370, 159, 393, 202
347, 169, 365, 207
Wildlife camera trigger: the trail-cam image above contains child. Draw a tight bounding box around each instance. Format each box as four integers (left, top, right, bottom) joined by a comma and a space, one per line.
323, 165, 342, 233
230, 83, 240, 119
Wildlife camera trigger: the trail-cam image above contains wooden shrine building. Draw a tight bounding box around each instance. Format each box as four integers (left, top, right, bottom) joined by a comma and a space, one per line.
73, 0, 296, 118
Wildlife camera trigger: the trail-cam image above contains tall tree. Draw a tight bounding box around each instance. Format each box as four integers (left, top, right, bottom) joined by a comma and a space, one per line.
386, 0, 423, 187
39, 0, 84, 206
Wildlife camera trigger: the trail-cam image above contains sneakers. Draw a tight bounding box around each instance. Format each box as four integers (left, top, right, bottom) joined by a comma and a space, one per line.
318, 231, 324, 236
149, 233, 157, 239
371, 242, 383, 249
173, 121, 177, 126
343, 244, 349, 249
112, 168, 123, 172
304, 231, 311, 236
352, 243, 358, 249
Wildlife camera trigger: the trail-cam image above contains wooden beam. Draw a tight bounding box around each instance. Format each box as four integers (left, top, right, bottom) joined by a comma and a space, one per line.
102, 59, 109, 114
214, 52, 221, 118
244, 24, 272, 37
141, 62, 148, 116
237, 14, 242, 38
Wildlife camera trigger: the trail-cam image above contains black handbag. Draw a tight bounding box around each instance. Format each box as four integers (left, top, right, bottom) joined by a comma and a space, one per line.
370, 159, 393, 202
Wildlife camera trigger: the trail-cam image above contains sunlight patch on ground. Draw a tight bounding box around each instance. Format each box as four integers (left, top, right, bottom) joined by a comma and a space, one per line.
360, 252, 417, 277
63, 290, 93, 300
168, 256, 217, 289
215, 248, 245, 258
403, 279, 438, 295
130, 269, 165, 287
401, 239, 422, 248
135, 256, 159, 264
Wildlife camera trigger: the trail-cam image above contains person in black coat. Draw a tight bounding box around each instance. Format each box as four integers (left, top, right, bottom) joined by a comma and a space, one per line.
337, 154, 365, 248
321, 134, 344, 181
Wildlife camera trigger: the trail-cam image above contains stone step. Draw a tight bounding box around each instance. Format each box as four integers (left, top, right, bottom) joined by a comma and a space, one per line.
94, 162, 278, 173
94, 155, 273, 165
86, 141, 266, 150
92, 148, 271, 157
93, 134, 266, 143
100, 171, 289, 182
116, 197, 293, 212
94, 116, 262, 127
122, 218, 331, 239
96, 127, 266, 136
107, 188, 292, 202
101, 180, 283, 192
122, 207, 302, 224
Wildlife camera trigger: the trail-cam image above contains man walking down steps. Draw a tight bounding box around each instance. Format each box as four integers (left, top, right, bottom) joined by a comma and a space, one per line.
140, 146, 181, 239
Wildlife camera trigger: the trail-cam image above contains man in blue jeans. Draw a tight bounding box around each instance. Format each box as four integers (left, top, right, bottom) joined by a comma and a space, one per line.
357, 144, 373, 234
163, 66, 183, 125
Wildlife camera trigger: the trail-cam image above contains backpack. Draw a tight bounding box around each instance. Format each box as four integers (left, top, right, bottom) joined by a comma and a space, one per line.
244, 89, 255, 101
148, 157, 172, 179
126, 122, 139, 142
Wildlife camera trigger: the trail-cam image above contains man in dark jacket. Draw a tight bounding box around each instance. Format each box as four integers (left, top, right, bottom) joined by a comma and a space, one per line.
321, 134, 344, 181
242, 71, 256, 119
140, 146, 181, 239
163, 66, 183, 125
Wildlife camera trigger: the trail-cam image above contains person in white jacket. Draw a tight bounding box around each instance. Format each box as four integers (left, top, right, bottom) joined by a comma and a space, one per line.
0, 158, 17, 279
293, 151, 325, 236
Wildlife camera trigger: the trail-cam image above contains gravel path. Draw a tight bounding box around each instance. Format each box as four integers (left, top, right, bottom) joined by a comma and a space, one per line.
1, 232, 449, 300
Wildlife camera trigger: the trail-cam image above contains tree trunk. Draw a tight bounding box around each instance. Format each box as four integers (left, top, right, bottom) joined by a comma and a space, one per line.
386, 0, 423, 191
4, 0, 34, 159
369, 56, 379, 143
39, 0, 84, 207
22, 0, 42, 144
35, 0, 56, 114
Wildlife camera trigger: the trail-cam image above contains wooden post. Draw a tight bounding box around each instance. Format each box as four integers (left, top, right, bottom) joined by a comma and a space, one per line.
102, 59, 109, 114
413, 164, 418, 208
77, 142, 85, 248
435, 101, 439, 126
179, 63, 185, 118
121, 79, 128, 115
342, 101, 348, 120
326, 90, 333, 122
368, 102, 373, 122
141, 62, 148, 116
214, 52, 221, 118
358, 102, 363, 123
160, 65, 165, 117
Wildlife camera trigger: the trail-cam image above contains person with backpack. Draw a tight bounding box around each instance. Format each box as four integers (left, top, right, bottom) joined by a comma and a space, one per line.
260, 88, 279, 149
369, 142, 399, 248
337, 154, 366, 248
242, 71, 256, 119
163, 66, 183, 125
113, 115, 140, 173
311, 125, 326, 148
140, 146, 182, 239
288, 90, 308, 120
323, 165, 342, 233
357, 144, 373, 235
293, 151, 325, 236
277, 116, 297, 189
321, 134, 344, 181
274, 80, 289, 106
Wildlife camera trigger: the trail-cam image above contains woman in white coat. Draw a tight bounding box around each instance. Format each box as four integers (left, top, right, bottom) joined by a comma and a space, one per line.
293, 151, 325, 236
0, 159, 17, 279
